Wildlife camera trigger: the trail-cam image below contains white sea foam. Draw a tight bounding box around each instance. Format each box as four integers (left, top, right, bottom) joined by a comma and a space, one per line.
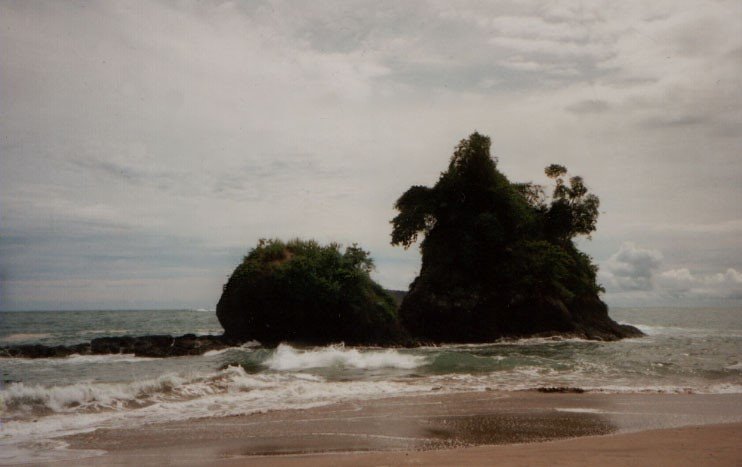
705, 383, 742, 394
418, 336, 594, 350
3, 372, 190, 415
0, 365, 419, 420
0, 365, 433, 451
425, 368, 742, 395
83, 329, 129, 334
263, 344, 427, 371
493, 336, 595, 345
64, 353, 157, 364
195, 328, 223, 335
7, 354, 156, 365
2, 352, 741, 464
202, 348, 230, 356
632, 323, 742, 338
1, 333, 53, 342
633, 324, 687, 336
3, 307, 740, 464
555, 407, 604, 413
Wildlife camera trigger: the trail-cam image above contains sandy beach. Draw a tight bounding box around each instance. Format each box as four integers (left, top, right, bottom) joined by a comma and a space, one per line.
229, 423, 742, 467
42, 390, 742, 466
3, 0, 741, 465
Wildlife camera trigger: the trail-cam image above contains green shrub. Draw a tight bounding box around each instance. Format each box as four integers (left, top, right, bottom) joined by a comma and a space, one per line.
217, 239, 404, 346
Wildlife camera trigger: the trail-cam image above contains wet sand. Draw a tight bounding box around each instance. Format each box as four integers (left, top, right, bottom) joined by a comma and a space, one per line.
46, 391, 742, 465
237, 423, 742, 467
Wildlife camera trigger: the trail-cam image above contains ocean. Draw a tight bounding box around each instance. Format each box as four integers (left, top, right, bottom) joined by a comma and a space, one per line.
1, 307, 740, 462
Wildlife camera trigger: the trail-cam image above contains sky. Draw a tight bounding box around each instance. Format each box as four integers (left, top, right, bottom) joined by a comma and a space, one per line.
1, 0, 741, 311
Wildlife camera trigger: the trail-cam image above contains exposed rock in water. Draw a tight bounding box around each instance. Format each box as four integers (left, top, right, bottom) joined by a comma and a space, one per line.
390, 133, 643, 342
0, 334, 244, 359
217, 239, 407, 346
399, 289, 640, 343
493, 294, 643, 341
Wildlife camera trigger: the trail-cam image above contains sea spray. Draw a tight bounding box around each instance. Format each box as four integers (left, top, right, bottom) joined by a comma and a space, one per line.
1, 365, 433, 446
1, 307, 740, 464
263, 344, 427, 371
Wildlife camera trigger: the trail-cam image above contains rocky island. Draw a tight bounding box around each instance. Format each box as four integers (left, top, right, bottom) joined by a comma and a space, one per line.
217, 132, 641, 345
1, 133, 641, 359
216, 239, 406, 346
390, 132, 641, 342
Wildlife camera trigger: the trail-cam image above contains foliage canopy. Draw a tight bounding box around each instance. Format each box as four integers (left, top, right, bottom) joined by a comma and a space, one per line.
390, 132, 632, 342
216, 239, 403, 345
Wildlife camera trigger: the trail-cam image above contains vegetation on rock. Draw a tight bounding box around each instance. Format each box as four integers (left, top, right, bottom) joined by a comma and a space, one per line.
216, 239, 404, 346
391, 132, 642, 341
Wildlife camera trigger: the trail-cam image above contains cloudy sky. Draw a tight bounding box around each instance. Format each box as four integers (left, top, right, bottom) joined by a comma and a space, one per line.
1, 0, 741, 311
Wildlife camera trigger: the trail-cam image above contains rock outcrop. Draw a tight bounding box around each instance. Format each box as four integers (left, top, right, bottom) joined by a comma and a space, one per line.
390, 133, 642, 342
217, 239, 406, 346
0, 334, 244, 359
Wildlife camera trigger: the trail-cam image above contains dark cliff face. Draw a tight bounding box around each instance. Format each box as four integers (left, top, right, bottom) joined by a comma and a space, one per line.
392, 133, 642, 342
398, 265, 641, 342
216, 239, 406, 346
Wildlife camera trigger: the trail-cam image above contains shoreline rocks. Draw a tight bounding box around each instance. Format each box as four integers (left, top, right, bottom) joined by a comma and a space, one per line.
0, 334, 245, 359
0, 318, 641, 360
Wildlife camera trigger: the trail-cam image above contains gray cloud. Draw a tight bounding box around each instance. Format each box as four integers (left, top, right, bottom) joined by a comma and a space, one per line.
600, 242, 663, 292
1, 0, 740, 310
598, 242, 742, 306
566, 99, 611, 114
657, 268, 742, 299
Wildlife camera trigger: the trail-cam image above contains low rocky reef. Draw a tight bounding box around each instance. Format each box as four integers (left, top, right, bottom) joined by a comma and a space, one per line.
1, 292, 640, 359
0, 334, 244, 359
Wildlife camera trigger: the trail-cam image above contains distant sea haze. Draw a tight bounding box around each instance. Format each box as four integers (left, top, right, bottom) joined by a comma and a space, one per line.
0, 307, 740, 461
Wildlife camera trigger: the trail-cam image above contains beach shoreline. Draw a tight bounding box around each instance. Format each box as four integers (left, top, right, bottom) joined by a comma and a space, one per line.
34, 390, 742, 466
216, 423, 742, 467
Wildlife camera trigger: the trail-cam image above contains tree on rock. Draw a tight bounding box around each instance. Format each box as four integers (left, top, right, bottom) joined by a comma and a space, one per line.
216, 239, 404, 346
391, 132, 642, 342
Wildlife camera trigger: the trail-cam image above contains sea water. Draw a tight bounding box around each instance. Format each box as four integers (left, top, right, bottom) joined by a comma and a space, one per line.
0, 307, 740, 461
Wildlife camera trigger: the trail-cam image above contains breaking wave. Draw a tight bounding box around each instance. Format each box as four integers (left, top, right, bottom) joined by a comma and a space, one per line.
263, 344, 427, 371
7, 353, 157, 365
1, 365, 432, 444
